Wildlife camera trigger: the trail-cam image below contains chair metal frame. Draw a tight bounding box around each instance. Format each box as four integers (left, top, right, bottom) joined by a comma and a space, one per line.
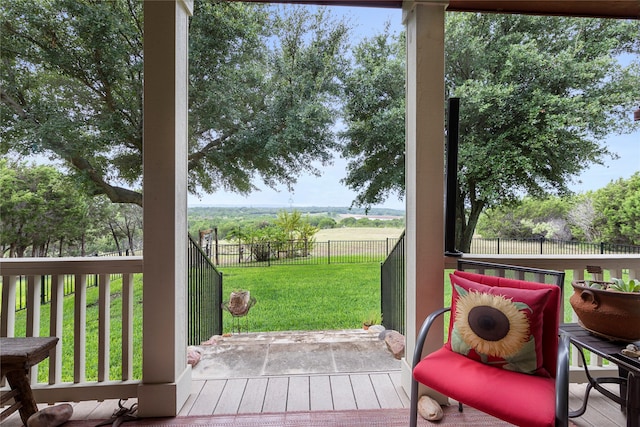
409, 259, 570, 427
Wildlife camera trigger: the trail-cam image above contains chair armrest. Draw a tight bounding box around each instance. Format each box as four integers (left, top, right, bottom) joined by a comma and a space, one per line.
412, 307, 451, 369
409, 307, 450, 427
555, 332, 570, 427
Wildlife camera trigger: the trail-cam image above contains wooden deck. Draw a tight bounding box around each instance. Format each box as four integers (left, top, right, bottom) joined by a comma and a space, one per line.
0, 330, 631, 425
1, 374, 628, 426
181, 372, 407, 415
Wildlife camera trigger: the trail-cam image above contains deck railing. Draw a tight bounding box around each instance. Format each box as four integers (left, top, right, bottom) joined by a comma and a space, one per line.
1, 256, 143, 403
1, 253, 638, 405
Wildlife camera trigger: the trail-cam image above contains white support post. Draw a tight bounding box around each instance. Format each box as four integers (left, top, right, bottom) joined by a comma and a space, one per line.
138, 0, 193, 417
401, 0, 448, 402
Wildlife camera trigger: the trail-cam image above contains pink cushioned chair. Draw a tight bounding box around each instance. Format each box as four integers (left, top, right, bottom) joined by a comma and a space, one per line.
409, 260, 570, 427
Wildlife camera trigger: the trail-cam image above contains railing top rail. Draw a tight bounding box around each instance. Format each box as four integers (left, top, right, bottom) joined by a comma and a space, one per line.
0, 257, 143, 275
445, 254, 640, 270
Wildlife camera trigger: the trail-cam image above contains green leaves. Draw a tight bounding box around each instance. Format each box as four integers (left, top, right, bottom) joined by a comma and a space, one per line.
610, 278, 640, 293
2, 1, 350, 205
339, 29, 405, 209
592, 172, 640, 245
340, 13, 639, 250
0, 159, 93, 256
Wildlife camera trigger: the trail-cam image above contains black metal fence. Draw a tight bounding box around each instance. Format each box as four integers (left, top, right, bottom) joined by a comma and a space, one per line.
470, 238, 640, 255
212, 238, 400, 267
380, 231, 405, 335
10, 272, 99, 312
187, 233, 223, 345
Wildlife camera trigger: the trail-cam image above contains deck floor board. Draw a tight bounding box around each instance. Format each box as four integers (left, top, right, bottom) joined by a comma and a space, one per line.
329, 375, 357, 410
238, 378, 268, 414
309, 375, 333, 411
1, 378, 627, 426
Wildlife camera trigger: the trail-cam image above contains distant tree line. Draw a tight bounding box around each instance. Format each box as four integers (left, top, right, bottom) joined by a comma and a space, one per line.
188, 207, 405, 241
1, 161, 142, 257
3, 160, 636, 257
477, 172, 640, 245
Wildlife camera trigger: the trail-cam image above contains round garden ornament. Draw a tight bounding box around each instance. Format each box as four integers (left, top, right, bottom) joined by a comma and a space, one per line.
228, 290, 252, 316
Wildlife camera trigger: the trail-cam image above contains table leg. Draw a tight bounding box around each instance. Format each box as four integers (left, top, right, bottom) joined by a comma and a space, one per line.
628, 370, 640, 427
5, 369, 38, 425
620, 366, 629, 413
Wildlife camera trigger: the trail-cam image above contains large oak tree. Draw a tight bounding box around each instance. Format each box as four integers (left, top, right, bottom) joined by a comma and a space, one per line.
340, 13, 640, 252
1, 0, 349, 206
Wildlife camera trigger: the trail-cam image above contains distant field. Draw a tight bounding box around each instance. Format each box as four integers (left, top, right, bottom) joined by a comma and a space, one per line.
218, 227, 404, 245
315, 227, 403, 241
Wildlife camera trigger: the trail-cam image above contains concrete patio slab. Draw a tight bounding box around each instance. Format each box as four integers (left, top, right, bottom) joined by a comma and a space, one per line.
190, 329, 402, 379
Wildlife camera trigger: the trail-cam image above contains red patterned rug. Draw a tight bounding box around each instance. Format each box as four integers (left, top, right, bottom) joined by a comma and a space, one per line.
64, 407, 518, 426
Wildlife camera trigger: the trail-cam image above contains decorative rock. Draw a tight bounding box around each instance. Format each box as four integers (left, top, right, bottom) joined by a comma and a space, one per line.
201, 335, 223, 345
378, 329, 392, 340
368, 324, 385, 334
418, 395, 444, 421
622, 344, 640, 358
187, 346, 202, 367
27, 403, 73, 427
384, 330, 405, 359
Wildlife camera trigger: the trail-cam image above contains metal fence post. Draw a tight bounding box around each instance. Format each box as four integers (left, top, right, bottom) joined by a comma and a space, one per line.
40, 275, 46, 305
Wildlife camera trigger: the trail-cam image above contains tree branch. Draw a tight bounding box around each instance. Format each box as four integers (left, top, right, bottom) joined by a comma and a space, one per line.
70, 156, 142, 206
1, 90, 31, 121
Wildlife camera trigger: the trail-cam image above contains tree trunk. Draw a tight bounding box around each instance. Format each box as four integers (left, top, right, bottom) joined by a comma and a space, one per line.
458, 199, 485, 253
109, 223, 122, 255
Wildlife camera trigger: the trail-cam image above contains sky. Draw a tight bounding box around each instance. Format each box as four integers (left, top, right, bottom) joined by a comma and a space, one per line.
188, 6, 406, 210
189, 6, 640, 211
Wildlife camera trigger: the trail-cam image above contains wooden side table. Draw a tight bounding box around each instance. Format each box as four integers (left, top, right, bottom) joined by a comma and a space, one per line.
1, 337, 59, 425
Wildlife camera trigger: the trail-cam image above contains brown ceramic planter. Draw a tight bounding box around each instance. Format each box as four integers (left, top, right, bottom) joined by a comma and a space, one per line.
570, 280, 640, 342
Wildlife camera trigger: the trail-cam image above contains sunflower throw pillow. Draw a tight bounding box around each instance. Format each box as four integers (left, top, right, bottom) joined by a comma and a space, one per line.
446, 273, 554, 376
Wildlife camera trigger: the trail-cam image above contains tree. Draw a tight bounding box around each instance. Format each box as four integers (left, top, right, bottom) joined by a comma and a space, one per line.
477, 196, 572, 240
340, 27, 405, 208
566, 194, 601, 242
0, 160, 90, 257
103, 201, 143, 255
1, 1, 349, 206
592, 173, 640, 245
340, 14, 640, 251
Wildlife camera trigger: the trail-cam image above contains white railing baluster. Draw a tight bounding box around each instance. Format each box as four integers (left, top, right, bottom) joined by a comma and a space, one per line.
1, 275, 17, 337
74, 274, 87, 384
26, 275, 41, 337
27, 275, 42, 384
49, 275, 64, 385
98, 273, 111, 382
122, 273, 134, 380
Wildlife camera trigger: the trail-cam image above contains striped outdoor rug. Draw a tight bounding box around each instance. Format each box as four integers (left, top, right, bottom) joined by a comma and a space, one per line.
64, 407, 518, 426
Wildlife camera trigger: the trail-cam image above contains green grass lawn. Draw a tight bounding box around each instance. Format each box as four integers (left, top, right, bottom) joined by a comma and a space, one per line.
219, 263, 382, 333
12, 274, 144, 382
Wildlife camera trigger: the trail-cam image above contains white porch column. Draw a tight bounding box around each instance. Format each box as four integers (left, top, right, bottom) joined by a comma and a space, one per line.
401, 0, 448, 402
139, 0, 193, 417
